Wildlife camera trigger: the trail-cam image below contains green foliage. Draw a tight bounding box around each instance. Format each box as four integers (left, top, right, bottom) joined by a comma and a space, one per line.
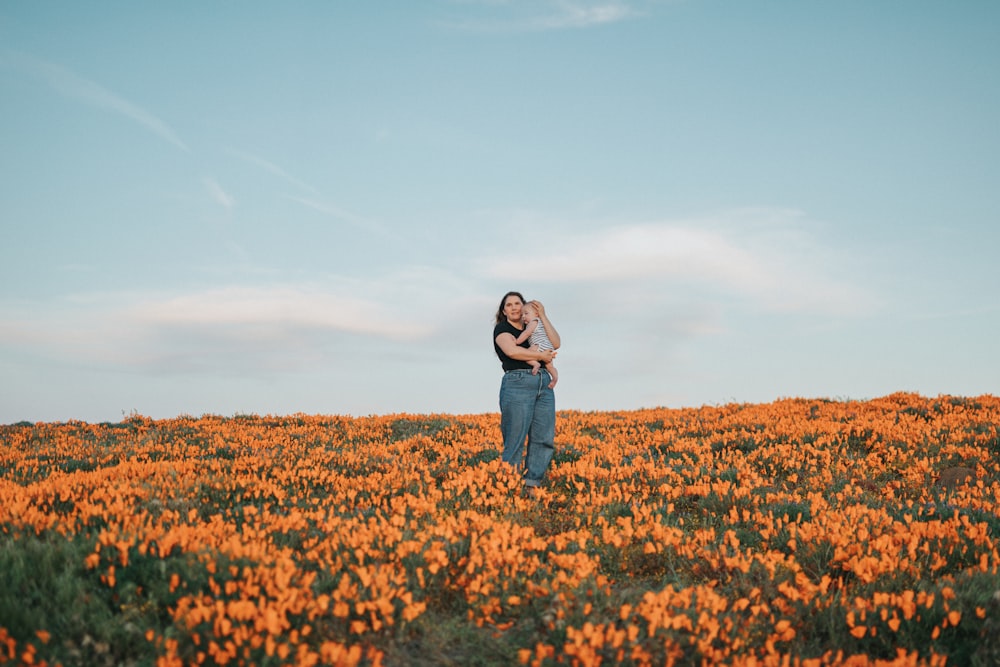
381, 610, 518, 666
0, 533, 157, 666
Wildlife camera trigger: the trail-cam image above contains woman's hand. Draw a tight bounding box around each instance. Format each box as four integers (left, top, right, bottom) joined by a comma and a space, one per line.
530, 300, 560, 349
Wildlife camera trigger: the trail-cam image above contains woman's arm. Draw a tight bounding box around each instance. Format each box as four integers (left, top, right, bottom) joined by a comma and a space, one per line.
513, 319, 538, 345
530, 301, 560, 349
495, 332, 556, 363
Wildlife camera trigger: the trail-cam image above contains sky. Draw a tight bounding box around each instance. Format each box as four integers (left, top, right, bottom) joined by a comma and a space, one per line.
2, 1, 998, 424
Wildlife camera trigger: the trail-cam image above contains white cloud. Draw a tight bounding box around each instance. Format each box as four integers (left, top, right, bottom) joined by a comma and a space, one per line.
0, 208, 881, 418
0, 283, 444, 379
133, 286, 433, 341
476, 213, 878, 316
483, 224, 767, 284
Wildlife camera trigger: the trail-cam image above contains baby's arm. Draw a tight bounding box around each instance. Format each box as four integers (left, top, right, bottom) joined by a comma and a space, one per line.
514, 318, 539, 344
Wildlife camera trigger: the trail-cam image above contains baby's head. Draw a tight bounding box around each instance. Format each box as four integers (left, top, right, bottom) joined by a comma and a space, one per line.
522, 301, 538, 321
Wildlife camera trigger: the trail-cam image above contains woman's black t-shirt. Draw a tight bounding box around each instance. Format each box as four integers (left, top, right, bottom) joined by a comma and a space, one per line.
494, 319, 544, 372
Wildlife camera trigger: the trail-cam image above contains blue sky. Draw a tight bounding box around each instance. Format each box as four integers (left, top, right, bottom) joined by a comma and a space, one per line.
2, 1, 998, 423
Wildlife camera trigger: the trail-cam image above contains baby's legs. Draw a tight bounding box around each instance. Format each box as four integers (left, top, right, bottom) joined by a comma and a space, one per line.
545, 362, 558, 389
528, 344, 542, 375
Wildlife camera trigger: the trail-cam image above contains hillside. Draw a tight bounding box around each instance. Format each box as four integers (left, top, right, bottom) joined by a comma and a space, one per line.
1, 393, 998, 666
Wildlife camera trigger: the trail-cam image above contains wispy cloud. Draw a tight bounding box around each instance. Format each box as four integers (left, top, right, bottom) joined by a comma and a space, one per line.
227, 150, 396, 240
286, 195, 400, 241
537, 1, 638, 29
440, 0, 644, 32
203, 178, 235, 210
228, 149, 319, 194
2, 50, 190, 152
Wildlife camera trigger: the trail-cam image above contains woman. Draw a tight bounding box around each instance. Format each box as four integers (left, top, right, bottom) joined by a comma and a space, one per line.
493, 291, 560, 495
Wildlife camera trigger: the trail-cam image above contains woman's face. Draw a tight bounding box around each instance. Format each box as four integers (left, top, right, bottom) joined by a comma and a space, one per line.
503, 295, 524, 323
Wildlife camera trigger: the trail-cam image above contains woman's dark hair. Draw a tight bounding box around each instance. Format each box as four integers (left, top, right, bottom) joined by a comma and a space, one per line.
495, 291, 526, 325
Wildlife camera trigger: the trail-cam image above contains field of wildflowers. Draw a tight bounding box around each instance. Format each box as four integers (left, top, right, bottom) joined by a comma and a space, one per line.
1, 392, 998, 666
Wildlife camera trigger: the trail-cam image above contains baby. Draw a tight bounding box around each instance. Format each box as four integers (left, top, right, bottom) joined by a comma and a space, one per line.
514, 301, 558, 387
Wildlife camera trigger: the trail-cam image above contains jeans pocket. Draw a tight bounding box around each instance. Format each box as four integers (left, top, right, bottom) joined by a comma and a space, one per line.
503, 372, 528, 387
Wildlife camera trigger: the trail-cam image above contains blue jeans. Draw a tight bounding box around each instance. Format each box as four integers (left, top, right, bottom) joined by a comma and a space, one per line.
499, 369, 556, 487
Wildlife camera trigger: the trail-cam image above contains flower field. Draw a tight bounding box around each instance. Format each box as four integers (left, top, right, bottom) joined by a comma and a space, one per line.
1, 392, 999, 666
